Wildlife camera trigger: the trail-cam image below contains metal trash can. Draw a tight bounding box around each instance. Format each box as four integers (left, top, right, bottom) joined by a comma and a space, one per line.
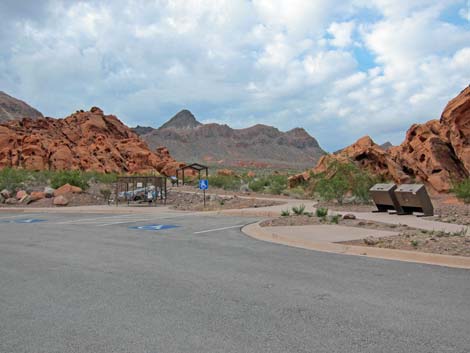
369, 183, 403, 214
394, 184, 434, 216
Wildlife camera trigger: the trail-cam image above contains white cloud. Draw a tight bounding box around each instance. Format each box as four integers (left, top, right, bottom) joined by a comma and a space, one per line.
328, 21, 355, 47
0, 0, 469, 151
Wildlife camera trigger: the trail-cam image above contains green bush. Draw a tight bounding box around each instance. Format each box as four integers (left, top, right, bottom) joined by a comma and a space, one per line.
281, 209, 290, 217
311, 161, 379, 204
207, 175, 241, 191
452, 178, 470, 203
292, 204, 306, 215
50, 170, 90, 190
329, 214, 340, 224
315, 207, 328, 218
248, 175, 288, 195
0, 168, 30, 191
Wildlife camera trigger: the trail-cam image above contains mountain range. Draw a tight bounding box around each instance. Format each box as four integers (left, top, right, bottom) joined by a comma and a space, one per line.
133, 110, 326, 169
0, 91, 43, 122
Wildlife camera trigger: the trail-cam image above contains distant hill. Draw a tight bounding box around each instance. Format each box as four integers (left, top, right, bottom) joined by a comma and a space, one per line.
0, 91, 43, 122
133, 110, 326, 169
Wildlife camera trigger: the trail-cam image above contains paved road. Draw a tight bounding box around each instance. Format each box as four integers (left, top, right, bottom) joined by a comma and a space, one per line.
0, 211, 469, 353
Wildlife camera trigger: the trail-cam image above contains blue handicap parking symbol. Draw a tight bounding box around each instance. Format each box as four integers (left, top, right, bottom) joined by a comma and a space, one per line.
0, 218, 46, 224
129, 224, 178, 231
199, 179, 208, 190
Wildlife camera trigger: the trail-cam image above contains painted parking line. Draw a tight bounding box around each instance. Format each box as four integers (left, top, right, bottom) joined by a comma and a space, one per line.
53, 214, 142, 224
129, 224, 179, 231
193, 224, 246, 234
97, 218, 161, 227
0, 218, 46, 224
0, 214, 40, 220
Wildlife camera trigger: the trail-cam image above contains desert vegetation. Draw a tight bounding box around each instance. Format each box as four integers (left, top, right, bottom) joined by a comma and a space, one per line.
452, 178, 470, 203
0, 167, 118, 192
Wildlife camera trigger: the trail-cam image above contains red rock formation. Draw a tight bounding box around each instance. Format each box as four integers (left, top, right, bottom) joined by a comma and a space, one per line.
291, 86, 470, 193
0, 107, 181, 176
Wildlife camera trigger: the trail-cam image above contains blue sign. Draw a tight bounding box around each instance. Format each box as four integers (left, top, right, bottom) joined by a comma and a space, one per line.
0, 219, 46, 224
129, 224, 178, 231
199, 179, 209, 190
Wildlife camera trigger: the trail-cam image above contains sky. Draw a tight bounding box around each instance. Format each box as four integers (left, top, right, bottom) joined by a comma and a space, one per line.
1, 0, 470, 151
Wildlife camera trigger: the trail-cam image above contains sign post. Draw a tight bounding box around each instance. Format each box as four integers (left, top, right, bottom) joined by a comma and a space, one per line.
199, 179, 209, 207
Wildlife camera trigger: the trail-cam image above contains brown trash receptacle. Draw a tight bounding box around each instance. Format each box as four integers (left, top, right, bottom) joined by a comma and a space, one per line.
394, 184, 434, 216
369, 183, 403, 214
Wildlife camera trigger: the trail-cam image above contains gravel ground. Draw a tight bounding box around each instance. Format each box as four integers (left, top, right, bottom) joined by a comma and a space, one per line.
168, 191, 284, 211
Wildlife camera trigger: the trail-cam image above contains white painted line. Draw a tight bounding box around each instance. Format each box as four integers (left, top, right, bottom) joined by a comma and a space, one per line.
53, 214, 140, 224
193, 224, 246, 234
0, 214, 40, 220
96, 218, 159, 226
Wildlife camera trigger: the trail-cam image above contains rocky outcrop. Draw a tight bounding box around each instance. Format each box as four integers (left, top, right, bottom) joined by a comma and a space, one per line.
0, 91, 43, 123
134, 110, 326, 169
0, 107, 182, 175
291, 86, 470, 193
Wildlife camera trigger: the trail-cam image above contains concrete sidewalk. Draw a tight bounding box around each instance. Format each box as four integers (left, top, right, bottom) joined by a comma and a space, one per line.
243, 222, 470, 269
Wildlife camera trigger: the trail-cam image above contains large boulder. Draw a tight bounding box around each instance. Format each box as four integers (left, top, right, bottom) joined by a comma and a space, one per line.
0, 107, 181, 176
53, 183, 82, 197
293, 86, 470, 193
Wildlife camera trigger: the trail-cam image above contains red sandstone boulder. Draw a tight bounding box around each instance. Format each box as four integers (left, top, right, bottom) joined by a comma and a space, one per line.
30, 191, 46, 201
291, 86, 470, 193
0, 107, 181, 176
53, 184, 82, 197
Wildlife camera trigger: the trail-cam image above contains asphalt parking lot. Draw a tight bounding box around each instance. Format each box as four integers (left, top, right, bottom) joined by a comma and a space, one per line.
1, 210, 469, 353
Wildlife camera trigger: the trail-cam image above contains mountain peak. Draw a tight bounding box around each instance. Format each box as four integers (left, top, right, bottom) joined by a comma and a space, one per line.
159, 109, 202, 130
0, 91, 43, 123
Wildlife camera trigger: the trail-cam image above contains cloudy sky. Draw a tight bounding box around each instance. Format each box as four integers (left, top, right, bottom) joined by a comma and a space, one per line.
1, 0, 469, 151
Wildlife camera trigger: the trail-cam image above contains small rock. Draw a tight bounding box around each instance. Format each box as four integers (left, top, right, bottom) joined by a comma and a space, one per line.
53, 195, 69, 206
343, 214, 356, 220
20, 195, 32, 204
30, 191, 46, 201
44, 187, 55, 198
0, 189, 10, 199
5, 198, 18, 205
363, 236, 379, 245
16, 190, 28, 200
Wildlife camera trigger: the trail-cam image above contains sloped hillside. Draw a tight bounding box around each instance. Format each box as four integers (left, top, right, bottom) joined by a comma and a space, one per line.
0, 91, 43, 122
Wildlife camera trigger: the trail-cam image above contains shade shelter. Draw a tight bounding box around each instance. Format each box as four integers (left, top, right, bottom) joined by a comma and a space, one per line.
115, 175, 167, 206
176, 163, 208, 186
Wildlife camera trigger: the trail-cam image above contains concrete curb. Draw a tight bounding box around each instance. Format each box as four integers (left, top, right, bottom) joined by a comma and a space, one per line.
242, 222, 470, 269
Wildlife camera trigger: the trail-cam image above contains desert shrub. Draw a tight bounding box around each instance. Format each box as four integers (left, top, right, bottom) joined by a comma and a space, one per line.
50, 170, 89, 190
310, 161, 379, 204
281, 209, 290, 217
315, 207, 329, 218
86, 171, 118, 184
452, 178, 470, 203
0, 168, 30, 191
100, 188, 112, 201
329, 214, 340, 224
292, 204, 306, 215
207, 174, 241, 191
249, 175, 288, 195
